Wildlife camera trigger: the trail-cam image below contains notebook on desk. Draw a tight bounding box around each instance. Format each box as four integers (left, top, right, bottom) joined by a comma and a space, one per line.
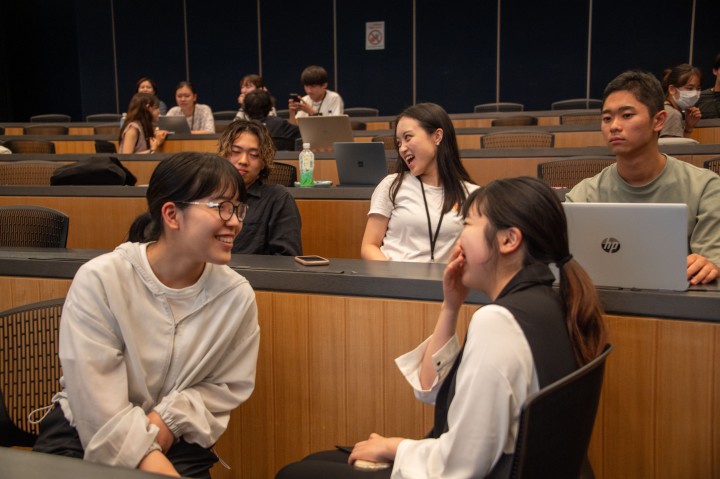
157, 115, 191, 134
297, 115, 353, 151
334, 142, 389, 187
563, 202, 689, 291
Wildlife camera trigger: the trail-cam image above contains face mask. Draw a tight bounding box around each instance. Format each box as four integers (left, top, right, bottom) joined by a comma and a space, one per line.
675, 89, 700, 109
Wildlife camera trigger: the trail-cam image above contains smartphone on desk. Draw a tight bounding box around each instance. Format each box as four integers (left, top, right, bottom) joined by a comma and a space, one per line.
295, 255, 329, 266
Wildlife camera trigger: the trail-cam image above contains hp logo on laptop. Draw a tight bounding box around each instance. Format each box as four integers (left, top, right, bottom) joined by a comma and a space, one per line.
601, 237, 621, 253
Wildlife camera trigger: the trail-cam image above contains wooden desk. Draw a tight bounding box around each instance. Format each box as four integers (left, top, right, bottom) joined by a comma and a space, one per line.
0, 186, 371, 258
0, 250, 718, 479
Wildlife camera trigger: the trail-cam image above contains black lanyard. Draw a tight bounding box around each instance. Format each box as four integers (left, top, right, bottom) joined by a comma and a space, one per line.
420, 178, 444, 262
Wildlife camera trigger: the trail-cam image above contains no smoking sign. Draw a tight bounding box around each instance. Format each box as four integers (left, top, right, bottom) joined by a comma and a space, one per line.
365, 21, 385, 50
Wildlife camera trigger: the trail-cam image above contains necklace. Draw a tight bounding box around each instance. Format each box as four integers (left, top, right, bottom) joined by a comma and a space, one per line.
419, 177, 444, 262
312, 92, 326, 116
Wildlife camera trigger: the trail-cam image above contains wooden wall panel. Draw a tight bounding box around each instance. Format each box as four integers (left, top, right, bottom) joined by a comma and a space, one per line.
2, 276, 718, 479
601, 315, 658, 478
296, 200, 369, 259
655, 320, 714, 479
271, 292, 311, 467
308, 295, 348, 450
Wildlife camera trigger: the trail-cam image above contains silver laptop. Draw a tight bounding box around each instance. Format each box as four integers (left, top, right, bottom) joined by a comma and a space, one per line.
334, 142, 389, 187
297, 115, 353, 151
563, 203, 689, 291
158, 115, 191, 135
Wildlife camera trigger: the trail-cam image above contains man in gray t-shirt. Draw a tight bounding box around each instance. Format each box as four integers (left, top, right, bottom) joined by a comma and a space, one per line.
566, 70, 720, 285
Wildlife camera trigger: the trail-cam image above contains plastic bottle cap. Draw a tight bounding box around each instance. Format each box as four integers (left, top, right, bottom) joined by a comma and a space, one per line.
303, 143, 310, 149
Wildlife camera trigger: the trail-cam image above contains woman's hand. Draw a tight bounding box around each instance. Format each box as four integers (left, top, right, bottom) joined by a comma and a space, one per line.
684, 106, 702, 131
348, 433, 402, 464
147, 411, 174, 453
443, 244, 469, 310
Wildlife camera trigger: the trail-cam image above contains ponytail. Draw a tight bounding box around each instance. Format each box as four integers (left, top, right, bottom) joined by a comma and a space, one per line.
128, 212, 159, 243
558, 259, 607, 366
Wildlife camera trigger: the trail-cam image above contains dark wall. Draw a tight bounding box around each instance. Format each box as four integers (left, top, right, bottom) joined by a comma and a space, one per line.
0, 0, 715, 121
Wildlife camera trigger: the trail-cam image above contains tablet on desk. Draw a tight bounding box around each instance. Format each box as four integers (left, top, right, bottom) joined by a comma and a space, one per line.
158, 115, 191, 134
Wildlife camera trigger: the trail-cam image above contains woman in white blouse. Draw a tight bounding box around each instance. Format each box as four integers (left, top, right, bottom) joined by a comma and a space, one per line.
166, 81, 215, 134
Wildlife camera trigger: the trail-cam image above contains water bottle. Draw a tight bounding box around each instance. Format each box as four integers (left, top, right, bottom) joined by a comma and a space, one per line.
120, 113, 127, 129
299, 143, 315, 187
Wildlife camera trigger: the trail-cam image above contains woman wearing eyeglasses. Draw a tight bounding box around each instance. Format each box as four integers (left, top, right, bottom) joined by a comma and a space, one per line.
217, 119, 303, 256
33, 153, 260, 479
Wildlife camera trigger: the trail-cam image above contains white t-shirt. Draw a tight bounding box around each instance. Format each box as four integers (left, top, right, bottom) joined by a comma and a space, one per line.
294, 89, 344, 118
369, 173, 479, 263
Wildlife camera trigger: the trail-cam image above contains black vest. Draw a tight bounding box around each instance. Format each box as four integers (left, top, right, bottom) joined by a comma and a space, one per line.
429, 262, 577, 439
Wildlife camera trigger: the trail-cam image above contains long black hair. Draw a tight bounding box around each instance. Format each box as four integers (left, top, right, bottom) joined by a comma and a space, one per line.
463, 177, 606, 366
128, 152, 246, 242
390, 103, 475, 214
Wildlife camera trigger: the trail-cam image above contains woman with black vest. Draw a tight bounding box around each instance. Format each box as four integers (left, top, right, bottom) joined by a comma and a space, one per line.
276, 176, 606, 478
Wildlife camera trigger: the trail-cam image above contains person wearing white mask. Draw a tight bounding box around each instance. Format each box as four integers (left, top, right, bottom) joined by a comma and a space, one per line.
660, 64, 702, 138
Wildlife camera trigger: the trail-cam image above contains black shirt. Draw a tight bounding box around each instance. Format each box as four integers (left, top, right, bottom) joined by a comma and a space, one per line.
232, 180, 303, 256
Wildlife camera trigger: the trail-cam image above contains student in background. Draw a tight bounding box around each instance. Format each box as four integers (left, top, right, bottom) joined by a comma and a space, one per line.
361, 102, 478, 263
218, 119, 303, 256
235, 74, 277, 120
566, 70, 720, 284
33, 152, 260, 479
136, 77, 168, 114
118, 92, 168, 154
277, 177, 607, 479
243, 90, 300, 147
288, 65, 344, 125
697, 52, 720, 119
167, 81, 215, 134
659, 64, 702, 138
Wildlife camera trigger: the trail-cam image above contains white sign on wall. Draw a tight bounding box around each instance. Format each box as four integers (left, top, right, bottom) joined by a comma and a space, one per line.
365, 21, 385, 50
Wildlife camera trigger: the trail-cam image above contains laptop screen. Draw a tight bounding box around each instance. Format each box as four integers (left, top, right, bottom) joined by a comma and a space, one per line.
157, 115, 191, 135
297, 115, 353, 151
563, 202, 689, 291
334, 142, 389, 187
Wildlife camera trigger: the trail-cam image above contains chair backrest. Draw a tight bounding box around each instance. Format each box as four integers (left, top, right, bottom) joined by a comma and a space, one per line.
551, 98, 603, 110
560, 112, 601, 125
272, 137, 297, 151
507, 344, 612, 479
266, 162, 297, 186
474, 102, 524, 113
537, 156, 616, 188
372, 134, 396, 150
491, 115, 538, 127
276, 109, 290, 119
0, 298, 65, 447
4, 140, 56, 154
93, 125, 121, 136
30, 114, 71, 123
94, 140, 117, 153
22, 125, 69, 136
214, 110, 238, 121
481, 130, 555, 148
0, 161, 63, 185
86, 113, 121, 122
0, 205, 70, 247
703, 157, 720, 175
344, 107, 380, 117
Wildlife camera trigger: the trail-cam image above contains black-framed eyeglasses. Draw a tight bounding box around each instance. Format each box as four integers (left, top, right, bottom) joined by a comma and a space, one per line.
179, 201, 248, 222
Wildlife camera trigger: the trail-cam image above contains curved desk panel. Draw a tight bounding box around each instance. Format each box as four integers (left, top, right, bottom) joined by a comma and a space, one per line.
0, 250, 718, 479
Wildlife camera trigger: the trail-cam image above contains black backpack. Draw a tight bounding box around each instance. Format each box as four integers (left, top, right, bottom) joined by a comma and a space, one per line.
50, 156, 137, 186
